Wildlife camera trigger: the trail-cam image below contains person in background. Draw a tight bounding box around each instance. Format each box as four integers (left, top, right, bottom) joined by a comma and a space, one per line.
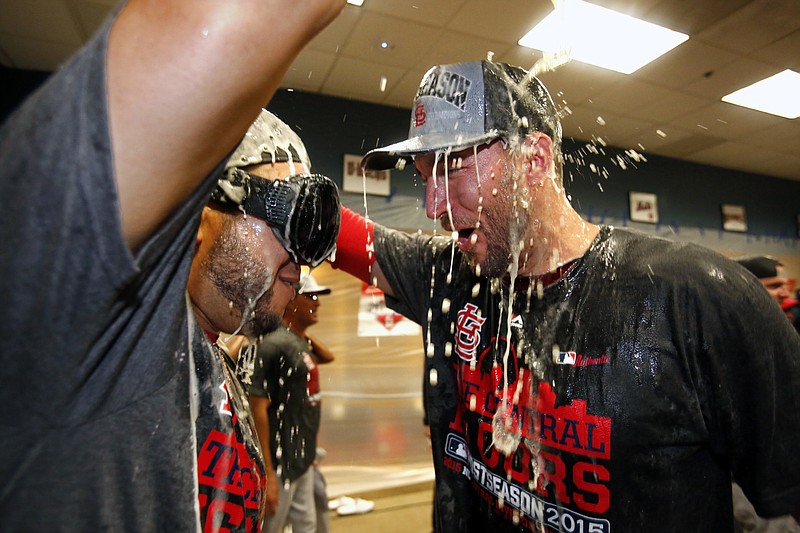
0, 0, 344, 529
330, 59, 800, 531
734, 255, 794, 307
725, 256, 800, 531
249, 270, 335, 533
734, 255, 800, 331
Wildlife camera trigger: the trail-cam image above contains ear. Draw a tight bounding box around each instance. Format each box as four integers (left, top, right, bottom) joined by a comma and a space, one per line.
521, 133, 553, 185
195, 206, 213, 248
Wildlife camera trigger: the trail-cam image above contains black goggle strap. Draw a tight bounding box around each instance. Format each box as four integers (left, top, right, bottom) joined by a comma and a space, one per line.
216, 169, 340, 267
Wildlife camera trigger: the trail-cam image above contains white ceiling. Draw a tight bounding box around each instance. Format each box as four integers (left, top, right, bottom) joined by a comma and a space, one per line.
2, 0, 800, 181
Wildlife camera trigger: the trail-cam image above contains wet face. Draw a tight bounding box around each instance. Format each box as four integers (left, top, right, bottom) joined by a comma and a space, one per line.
189, 162, 302, 337
204, 213, 300, 336
415, 140, 524, 277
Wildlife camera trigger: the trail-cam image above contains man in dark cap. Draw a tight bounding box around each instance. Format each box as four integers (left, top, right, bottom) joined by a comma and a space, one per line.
734, 255, 799, 326
330, 60, 800, 532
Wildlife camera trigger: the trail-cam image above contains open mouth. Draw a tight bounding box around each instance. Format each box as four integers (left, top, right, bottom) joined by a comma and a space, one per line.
456, 228, 477, 249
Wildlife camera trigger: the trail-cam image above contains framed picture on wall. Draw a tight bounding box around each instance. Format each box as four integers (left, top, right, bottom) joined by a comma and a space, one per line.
721, 204, 747, 232
629, 191, 659, 224
342, 153, 391, 196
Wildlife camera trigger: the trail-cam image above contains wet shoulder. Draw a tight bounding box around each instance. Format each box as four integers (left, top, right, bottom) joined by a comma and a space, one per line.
598, 227, 748, 293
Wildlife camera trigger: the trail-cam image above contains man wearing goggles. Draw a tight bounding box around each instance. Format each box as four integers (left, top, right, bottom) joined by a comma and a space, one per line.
187, 110, 340, 531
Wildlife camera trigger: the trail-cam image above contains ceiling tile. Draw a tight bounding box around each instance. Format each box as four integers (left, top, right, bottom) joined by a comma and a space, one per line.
745, 119, 800, 157
562, 105, 660, 149
749, 29, 800, 70
364, 0, 467, 27
578, 79, 676, 117
624, 90, 709, 123
383, 67, 428, 108
686, 140, 800, 180
640, 0, 751, 35
281, 50, 337, 93
415, 30, 509, 70
645, 132, 728, 157
322, 56, 409, 105
749, 153, 800, 181
589, 0, 665, 18
668, 100, 786, 141
696, 0, 800, 54
306, 5, 364, 55
2, 0, 799, 181
630, 126, 697, 155
537, 61, 626, 108
446, 0, 552, 45
341, 12, 441, 69
632, 40, 738, 89
682, 56, 782, 99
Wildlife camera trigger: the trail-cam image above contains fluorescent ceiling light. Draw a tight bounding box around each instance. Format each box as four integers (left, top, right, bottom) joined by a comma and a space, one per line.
721, 70, 800, 119
346, 0, 364, 5
518, 0, 689, 74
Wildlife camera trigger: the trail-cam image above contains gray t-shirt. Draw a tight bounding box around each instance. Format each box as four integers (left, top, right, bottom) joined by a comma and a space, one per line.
0, 11, 263, 532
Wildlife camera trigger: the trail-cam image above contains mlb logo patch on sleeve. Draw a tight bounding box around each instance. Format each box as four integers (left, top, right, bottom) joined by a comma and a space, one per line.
554, 351, 577, 365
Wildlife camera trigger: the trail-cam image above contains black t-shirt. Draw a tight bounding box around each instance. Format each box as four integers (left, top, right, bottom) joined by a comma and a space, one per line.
250, 328, 321, 482
0, 12, 263, 532
375, 224, 800, 533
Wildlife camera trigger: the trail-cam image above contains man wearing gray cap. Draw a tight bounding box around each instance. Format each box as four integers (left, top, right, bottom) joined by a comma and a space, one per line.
331, 60, 800, 532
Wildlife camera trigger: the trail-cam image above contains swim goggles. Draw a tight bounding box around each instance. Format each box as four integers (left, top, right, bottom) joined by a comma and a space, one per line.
212, 169, 341, 267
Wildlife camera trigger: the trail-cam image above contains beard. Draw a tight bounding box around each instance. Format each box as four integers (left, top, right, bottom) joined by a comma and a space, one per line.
204, 220, 284, 337
465, 165, 528, 278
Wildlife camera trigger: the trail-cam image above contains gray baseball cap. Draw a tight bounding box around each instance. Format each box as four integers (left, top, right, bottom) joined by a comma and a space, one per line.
362, 60, 562, 170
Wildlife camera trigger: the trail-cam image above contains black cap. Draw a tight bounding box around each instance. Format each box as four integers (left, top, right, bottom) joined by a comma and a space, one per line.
733, 255, 780, 279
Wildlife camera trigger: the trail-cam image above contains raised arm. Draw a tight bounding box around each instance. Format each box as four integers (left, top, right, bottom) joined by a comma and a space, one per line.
107, 0, 345, 249
330, 206, 394, 297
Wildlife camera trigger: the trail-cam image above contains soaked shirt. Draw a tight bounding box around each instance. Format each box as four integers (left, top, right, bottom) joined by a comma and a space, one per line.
0, 10, 263, 531
250, 328, 321, 482
197, 342, 266, 532
375, 225, 800, 533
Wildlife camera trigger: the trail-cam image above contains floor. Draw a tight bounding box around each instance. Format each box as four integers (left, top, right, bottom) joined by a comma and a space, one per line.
306, 263, 437, 532
325, 470, 434, 533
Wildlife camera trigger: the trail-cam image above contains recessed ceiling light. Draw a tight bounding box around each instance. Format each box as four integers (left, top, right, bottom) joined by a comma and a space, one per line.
721, 70, 800, 119
346, 0, 364, 6
518, 0, 689, 75
380, 41, 389, 49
